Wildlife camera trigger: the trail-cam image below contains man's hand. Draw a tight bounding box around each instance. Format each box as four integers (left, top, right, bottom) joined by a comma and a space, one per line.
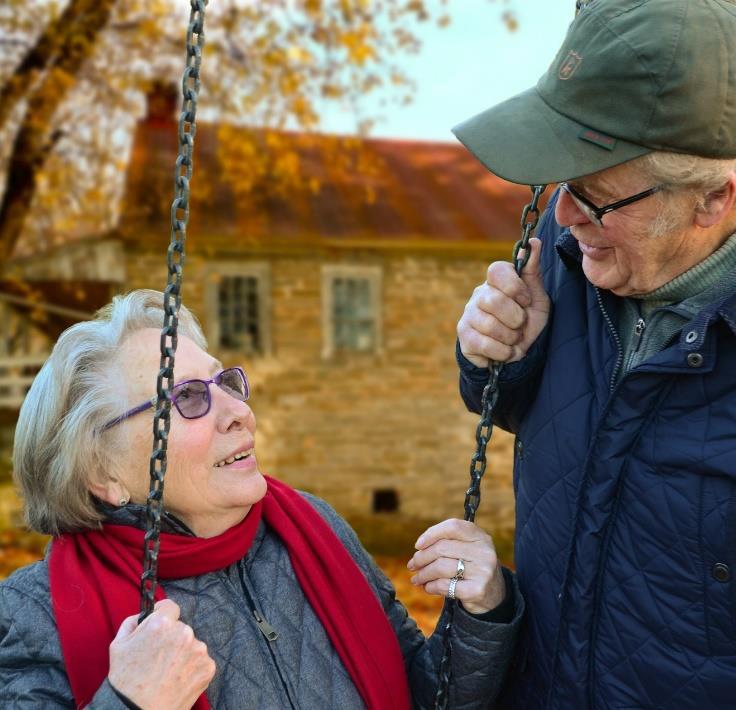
108, 599, 216, 710
457, 238, 550, 367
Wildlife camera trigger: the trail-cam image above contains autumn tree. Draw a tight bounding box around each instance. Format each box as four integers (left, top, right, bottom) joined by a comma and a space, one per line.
0, 0, 507, 264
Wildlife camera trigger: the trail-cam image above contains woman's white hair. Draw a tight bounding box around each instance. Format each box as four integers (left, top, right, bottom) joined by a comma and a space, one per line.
13, 289, 207, 535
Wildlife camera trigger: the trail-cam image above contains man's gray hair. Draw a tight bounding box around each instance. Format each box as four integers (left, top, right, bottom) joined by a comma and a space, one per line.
12, 289, 207, 535
632, 151, 736, 238
637, 151, 736, 202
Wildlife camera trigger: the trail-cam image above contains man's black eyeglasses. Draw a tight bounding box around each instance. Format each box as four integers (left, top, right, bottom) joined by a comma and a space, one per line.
560, 182, 663, 226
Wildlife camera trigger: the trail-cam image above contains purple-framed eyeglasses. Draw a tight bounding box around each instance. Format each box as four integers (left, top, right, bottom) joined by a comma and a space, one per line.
101, 367, 249, 432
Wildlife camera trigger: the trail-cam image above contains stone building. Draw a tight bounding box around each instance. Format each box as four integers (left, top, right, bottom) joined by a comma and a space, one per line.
0, 93, 544, 557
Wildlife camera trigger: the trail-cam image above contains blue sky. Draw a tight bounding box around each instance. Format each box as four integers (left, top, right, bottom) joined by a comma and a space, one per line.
320, 0, 573, 141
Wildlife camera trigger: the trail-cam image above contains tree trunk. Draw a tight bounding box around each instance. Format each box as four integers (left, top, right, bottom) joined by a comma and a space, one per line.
0, 0, 117, 263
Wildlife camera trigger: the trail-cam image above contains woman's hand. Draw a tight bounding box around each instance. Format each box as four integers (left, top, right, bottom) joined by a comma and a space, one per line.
407, 519, 505, 615
108, 599, 216, 709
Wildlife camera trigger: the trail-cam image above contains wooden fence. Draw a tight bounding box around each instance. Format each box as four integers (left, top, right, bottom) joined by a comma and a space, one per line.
0, 355, 46, 410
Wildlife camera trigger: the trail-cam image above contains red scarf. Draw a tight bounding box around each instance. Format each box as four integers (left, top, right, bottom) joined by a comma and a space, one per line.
49, 476, 410, 710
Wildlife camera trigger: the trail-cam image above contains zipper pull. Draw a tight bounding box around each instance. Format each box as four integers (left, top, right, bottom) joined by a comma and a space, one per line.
633, 317, 646, 351
253, 609, 279, 641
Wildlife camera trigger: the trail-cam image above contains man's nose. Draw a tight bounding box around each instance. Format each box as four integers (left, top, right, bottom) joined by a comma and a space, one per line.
555, 187, 592, 227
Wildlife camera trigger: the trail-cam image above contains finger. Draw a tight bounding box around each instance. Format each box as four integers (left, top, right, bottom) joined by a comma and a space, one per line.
473, 286, 528, 331
415, 519, 485, 550
422, 577, 475, 600
410, 539, 492, 572
467, 309, 524, 347
410, 557, 466, 586
456, 326, 514, 364
486, 261, 532, 307
113, 614, 139, 642
519, 238, 548, 305
152, 598, 181, 621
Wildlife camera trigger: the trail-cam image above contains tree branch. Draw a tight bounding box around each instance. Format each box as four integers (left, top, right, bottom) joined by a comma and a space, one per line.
0, 0, 117, 263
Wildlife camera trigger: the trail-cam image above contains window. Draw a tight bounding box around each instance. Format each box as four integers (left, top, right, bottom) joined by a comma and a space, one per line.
205, 263, 271, 356
322, 265, 382, 358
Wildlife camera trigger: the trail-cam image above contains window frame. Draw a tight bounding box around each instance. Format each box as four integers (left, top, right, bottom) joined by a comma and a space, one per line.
204, 262, 272, 357
321, 264, 383, 359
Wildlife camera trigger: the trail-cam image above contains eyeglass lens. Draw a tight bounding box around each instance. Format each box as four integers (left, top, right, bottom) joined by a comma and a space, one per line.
562, 185, 603, 226
217, 368, 249, 401
172, 368, 248, 419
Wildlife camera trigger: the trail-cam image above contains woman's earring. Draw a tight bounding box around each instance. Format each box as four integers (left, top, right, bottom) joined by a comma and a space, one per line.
118, 496, 129, 507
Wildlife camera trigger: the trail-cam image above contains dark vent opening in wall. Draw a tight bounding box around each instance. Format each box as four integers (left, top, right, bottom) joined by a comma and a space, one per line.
373, 488, 399, 513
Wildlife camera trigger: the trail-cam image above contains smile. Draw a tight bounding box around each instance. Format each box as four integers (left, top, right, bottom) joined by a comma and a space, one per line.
578, 241, 613, 259
214, 449, 254, 467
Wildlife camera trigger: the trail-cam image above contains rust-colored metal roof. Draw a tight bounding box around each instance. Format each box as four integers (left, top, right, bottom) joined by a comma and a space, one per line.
120, 119, 545, 253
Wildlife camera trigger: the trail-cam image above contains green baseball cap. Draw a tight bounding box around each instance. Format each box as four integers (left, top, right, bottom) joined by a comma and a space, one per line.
452, 0, 736, 185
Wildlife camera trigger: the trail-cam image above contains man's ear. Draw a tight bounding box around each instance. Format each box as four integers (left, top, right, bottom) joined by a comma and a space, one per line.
694, 173, 736, 228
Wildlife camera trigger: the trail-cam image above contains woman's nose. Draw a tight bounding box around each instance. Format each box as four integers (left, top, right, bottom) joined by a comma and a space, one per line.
212, 387, 255, 432
555, 186, 592, 227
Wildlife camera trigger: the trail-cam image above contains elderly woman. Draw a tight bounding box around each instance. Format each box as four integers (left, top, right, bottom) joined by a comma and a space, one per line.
0, 289, 522, 709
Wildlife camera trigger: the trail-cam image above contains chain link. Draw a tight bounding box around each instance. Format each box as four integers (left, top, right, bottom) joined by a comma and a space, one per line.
433, 184, 546, 709
139, 0, 207, 623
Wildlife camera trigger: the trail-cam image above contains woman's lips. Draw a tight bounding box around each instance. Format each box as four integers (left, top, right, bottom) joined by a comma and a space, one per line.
578, 241, 613, 260
222, 454, 257, 471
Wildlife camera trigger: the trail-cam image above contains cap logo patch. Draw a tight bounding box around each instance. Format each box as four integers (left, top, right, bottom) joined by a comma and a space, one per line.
579, 128, 617, 151
559, 51, 583, 80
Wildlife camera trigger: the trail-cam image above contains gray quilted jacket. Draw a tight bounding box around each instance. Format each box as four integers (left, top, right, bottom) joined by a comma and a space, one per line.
0, 493, 523, 709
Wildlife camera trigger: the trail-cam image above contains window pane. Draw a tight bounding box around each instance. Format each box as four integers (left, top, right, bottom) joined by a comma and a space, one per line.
218, 276, 261, 354
332, 276, 376, 352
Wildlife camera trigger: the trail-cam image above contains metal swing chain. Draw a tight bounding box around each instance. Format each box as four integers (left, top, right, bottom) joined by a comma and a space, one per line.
139, 0, 207, 622
433, 184, 546, 709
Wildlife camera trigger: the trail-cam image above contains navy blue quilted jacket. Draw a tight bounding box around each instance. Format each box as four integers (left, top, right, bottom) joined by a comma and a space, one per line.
459, 191, 736, 709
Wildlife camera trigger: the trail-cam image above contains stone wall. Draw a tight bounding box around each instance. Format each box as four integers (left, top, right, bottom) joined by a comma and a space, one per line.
125, 247, 517, 557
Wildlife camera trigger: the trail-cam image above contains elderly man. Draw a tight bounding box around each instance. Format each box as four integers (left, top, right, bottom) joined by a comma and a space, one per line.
453, 0, 736, 708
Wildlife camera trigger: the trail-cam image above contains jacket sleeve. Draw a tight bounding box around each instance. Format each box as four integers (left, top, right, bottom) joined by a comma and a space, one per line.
458, 195, 561, 434
0, 570, 128, 710
303, 494, 524, 710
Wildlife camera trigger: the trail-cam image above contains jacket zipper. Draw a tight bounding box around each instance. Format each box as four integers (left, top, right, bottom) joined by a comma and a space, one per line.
633, 317, 646, 346
595, 287, 624, 390
252, 607, 279, 641
237, 564, 297, 710
622, 316, 647, 374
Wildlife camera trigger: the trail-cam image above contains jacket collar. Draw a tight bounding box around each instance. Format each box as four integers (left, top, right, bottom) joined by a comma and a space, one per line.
555, 228, 583, 271
98, 500, 196, 536
552, 227, 736, 337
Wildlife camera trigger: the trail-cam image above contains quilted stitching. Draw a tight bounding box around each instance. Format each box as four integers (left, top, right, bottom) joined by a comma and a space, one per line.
460, 198, 736, 709
0, 496, 524, 708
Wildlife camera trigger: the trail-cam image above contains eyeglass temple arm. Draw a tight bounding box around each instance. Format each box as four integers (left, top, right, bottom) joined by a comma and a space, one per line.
100, 397, 157, 432
599, 186, 662, 216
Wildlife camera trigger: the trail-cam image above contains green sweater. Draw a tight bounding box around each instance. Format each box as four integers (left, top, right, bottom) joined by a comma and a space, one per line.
617, 233, 736, 380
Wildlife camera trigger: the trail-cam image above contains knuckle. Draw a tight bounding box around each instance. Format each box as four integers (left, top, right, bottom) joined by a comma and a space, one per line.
486, 261, 509, 282
486, 340, 513, 362
449, 517, 464, 531
147, 615, 169, 633
179, 622, 195, 641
